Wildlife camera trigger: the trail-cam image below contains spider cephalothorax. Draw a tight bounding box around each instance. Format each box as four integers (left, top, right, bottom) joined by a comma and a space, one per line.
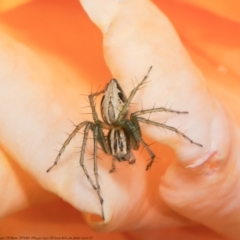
47, 66, 202, 220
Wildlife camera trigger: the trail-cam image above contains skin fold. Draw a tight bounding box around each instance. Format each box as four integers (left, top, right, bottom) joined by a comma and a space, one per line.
0, 0, 240, 239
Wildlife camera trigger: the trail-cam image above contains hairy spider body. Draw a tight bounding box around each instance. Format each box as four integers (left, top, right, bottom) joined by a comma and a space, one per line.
47, 66, 202, 221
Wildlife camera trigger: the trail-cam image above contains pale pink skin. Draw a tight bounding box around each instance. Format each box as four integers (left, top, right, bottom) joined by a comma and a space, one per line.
0, 0, 239, 239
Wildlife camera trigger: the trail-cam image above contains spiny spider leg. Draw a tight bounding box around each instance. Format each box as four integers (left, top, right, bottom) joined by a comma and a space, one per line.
80, 123, 105, 220
89, 89, 111, 153
88, 90, 104, 123
128, 156, 136, 165
109, 158, 117, 173
125, 121, 155, 170
132, 107, 188, 117
47, 87, 108, 220
117, 66, 152, 122
136, 117, 203, 147
47, 89, 105, 173
93, 126, 104, 212
46, 121, 90, 172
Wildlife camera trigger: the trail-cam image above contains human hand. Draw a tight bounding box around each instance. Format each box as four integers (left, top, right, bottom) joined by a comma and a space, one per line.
81, 2, 239, 238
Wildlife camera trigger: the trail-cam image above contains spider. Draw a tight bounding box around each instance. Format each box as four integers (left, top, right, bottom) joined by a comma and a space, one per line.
47, 66, 202, 221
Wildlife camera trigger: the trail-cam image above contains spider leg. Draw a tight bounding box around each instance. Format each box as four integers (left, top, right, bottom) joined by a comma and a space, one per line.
80, 123, 105, 220
132, 107, 188, 117
130, 116, 141, 150
128, 153, 136, 165
88, 90, 104, 123
125, 120, 155, 171
109, 153, 136, 173
137, 117, 203, 147
109, 158, 117, 173
88, 87, 112, 155
93, 125, 105, 220
97, 123, 111, 155
117, 66, 152, 122
46, 121, 90, 172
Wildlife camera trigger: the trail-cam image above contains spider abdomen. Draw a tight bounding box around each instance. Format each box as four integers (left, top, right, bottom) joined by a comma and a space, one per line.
108, 128, 131, 161
101, 79, 127, 125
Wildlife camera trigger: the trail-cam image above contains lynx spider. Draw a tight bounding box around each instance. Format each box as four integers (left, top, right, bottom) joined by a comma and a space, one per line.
47, 66, 202, 220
